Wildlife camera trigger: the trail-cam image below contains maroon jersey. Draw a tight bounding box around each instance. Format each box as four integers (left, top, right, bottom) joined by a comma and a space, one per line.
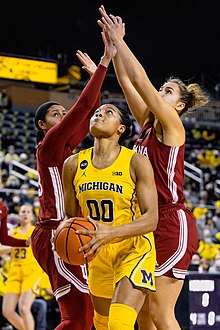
36, 64, 107, 225
0, 202, 27, 247
133, 121, 198, 278
133, 122, 186, 206
31, 64, 108, 329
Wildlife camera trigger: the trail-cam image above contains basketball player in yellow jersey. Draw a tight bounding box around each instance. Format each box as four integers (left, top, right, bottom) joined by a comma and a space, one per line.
62, 103, 158, 330
1, 204, 42, 330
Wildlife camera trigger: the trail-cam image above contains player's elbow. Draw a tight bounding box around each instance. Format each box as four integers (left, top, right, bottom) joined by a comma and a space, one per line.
148, 210, 158, 232
150, 221, 158, 232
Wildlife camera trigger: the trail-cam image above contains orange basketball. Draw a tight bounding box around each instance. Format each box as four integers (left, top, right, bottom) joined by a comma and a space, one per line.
53, 217, 96, 265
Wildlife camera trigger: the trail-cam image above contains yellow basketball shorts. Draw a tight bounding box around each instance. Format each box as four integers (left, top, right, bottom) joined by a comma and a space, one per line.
4, 263, 42, 294
89, 233, 156, 298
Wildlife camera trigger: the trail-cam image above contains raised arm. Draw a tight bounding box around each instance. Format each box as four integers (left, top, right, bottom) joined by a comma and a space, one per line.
40, 30, 116, 164
98, 9, 150, 128
98, 6, 184, 136
76, 50, 98, 77
0, 202, 28, 247
113, 52, 151, 128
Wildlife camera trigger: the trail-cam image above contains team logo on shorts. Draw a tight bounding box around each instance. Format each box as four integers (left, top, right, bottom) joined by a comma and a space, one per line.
80, 160, 88, 170
141, 270, 154, 286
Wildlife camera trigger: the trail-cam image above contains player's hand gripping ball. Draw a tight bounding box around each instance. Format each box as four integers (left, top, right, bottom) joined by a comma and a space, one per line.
53, 217, 96, 265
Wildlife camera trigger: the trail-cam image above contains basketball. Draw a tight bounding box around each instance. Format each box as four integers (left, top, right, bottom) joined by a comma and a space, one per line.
53, 217, 96, 265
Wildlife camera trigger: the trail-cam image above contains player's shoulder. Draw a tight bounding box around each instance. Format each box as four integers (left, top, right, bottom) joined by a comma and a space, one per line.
132, 150, 149, 162
131, 150, 152, 171
63, 154, 79, 177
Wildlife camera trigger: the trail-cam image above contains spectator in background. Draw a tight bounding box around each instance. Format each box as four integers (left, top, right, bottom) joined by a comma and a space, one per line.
209, 253, 220, 273
196, 216, 206, 242
193, 200, 208, 220
213, 201, 220, 230
19, 152, 28, 165
198, 258, 211, 273
26, 153, 37, 170
202, 128, 216, 142
31, 298, 47, 330
19, 183, 34, 205
206, 218, 219, 241
188, 253, 201, 272
1, 131, 15, 152
4, 175, 20, 190
198, 228, 220, 260
32, 271, 60, 330
4, 145, 19, 163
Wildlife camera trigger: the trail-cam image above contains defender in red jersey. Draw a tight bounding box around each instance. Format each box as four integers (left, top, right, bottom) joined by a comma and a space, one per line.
0, 201, 28, 247
31, 31, 116, 330
98, 6, 210, 330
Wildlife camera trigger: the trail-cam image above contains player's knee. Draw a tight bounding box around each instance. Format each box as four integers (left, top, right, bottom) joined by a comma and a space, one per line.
2, 305, 13, 320
93, 310, 109, 330
108, 303, 137, 330
150, 306, 174, 328
18, 302, 32, 316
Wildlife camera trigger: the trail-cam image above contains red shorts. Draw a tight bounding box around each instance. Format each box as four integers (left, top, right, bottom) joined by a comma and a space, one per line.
154, 205, 198, 279
31, 223, 90, 299
31, 223, 94, 329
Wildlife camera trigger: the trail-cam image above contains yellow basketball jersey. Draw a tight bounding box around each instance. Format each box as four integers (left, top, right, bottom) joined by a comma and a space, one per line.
74, 146, 137, 227
10, 225, 37, 266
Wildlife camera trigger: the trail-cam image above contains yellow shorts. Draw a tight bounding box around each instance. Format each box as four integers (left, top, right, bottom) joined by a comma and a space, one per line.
0, 272, 6, 295
4, 263, 42, 294
89, 232, 156, 299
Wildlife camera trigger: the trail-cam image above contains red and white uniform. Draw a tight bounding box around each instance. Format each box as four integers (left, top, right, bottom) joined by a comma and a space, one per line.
133, 122, 198, 279
31, 64, 107, 330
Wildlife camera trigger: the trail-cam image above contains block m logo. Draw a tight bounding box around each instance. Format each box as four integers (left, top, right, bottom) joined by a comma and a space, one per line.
140, 270, 153, 286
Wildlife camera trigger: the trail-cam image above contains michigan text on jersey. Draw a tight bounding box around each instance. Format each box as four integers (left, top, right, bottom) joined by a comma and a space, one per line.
79, 182, 123, 194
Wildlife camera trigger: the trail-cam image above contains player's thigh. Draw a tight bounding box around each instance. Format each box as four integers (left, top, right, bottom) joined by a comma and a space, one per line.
150, 276, 184, 315
112, 276, 147, 314
2, 293, 20, 313
88, 249, 114, 300
91, 294, 111, 316
21, 264, 42, 293
4, 266, 21, 294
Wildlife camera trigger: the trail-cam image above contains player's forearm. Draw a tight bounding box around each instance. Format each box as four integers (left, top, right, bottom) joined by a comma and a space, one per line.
40, 64, 108, 161
113, 211, 158, 240
0, 217, 28, 247
113, 37, 165, 116
99, 52, 112, 68
0, 235, 28, 247
112, 37, 147, 84
0, 245, 12, 256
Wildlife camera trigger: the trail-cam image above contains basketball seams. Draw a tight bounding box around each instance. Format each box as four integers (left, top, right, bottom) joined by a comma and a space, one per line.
54, 217, 95, 265
65, 225, 76, 264
77, 232, 88, 264
73, 218, 96, 231
71, 222, 93, 264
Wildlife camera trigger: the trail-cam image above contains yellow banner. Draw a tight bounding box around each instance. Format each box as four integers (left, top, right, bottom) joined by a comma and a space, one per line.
0, 55, 58, 84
